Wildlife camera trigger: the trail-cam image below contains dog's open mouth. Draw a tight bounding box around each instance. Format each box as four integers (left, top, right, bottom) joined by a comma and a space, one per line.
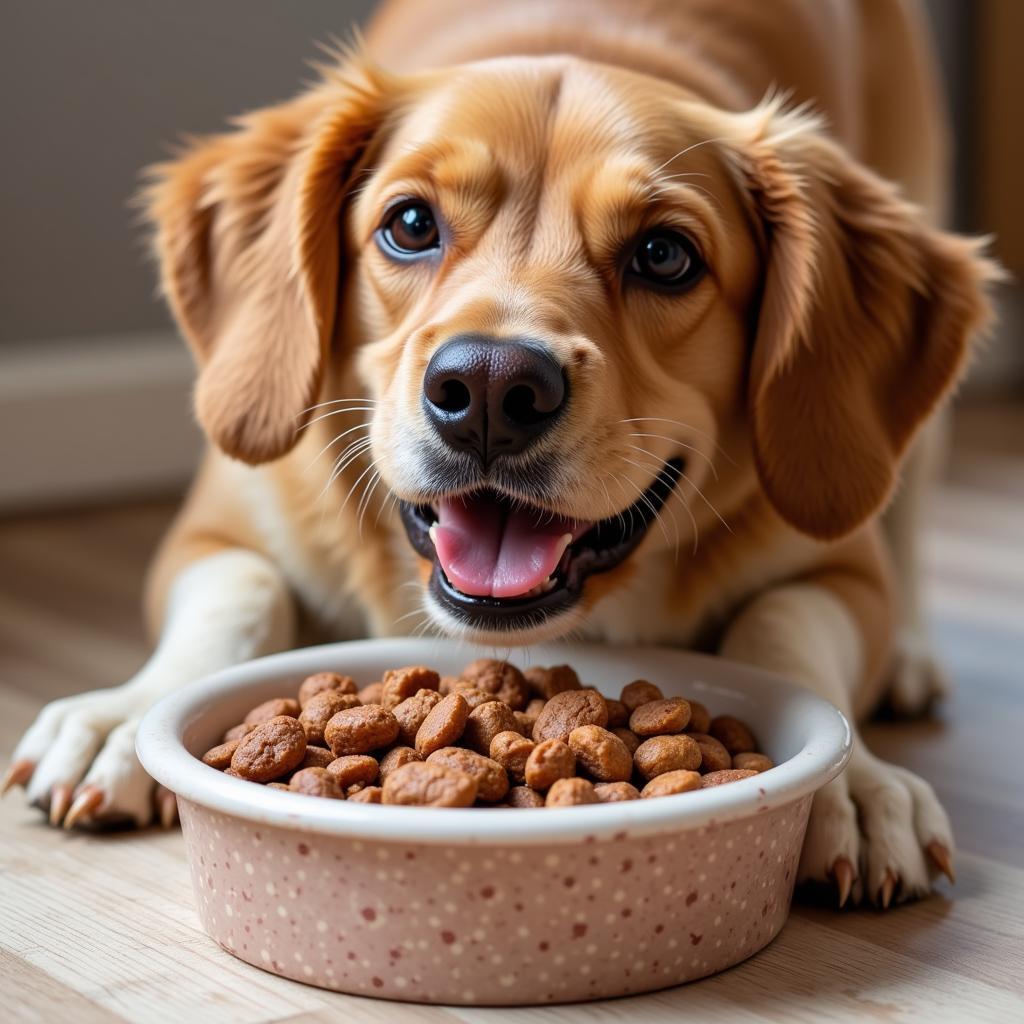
400, 459, 682, 628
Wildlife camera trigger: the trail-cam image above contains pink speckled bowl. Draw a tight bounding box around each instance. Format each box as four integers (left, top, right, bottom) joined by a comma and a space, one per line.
136, 639, 850, 1005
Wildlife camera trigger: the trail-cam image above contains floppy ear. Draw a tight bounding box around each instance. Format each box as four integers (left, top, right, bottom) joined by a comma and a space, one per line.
144, 61, 393, 463
724, 103, 999, 540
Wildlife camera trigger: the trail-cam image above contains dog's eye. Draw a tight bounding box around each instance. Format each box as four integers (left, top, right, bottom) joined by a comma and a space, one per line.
379, 201, 440, 257
628, 230, 704, 289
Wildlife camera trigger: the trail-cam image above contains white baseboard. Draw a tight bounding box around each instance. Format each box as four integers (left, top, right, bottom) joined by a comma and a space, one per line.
0, 330, 202, 512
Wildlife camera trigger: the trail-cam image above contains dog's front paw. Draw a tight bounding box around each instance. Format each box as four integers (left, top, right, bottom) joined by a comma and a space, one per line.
884, 629, 950, 717
798, 750, 954, 908
2, 688, 175, 830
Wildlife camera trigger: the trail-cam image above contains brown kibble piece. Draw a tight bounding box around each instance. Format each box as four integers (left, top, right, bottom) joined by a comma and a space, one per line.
358, 681, 383, 705
382, 761, 477, 807
295, 745, 336, 771
524, 664, 581, 700
709, 715, 757, 755
381, 665, 441, 709
568, 725, 633, 782
629, 697, 692, 736
460, 659, 529, 710
201, 739, 240, 769
297, 672, 357, 707
349, 785, 383, 804
545, 777, 598, 806
732, 752, 774, 773
454, 687, 501, 710
489, 731, 535, 784
289, 767, 344, 799
689, 732, 732, 774
533, 689, 608, 742
604, 698, 629, 729
524, 738, 576, 790
299, 691, 360, 745
518, 698, 546, 731
378, 745, 422, 781
512, 711, 534, 735
244, 697, 300, 725
392, 689, 444, 746
686, 699, 711, 734
222, 722, 256, 743
426, 747, 509, 802
620, 680, 664, 712
266, 781, 290, 790
634, 734, 702, 780
641, 769, 703, 797
463, 700, 520, 754
594, 781, 641, 802
507, 785, 545, 808
324, 705, 399, 756
438, 675, 465, 695
702, 768, 759, 787
230, 716, 307, 782
415, 692, 469, 756
612, 727, 641, 755
326, 754, 379, 789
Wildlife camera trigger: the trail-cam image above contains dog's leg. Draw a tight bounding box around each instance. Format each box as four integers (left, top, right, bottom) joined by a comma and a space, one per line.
881, 417, 952, 715
3, 548, 294, 828
720, 581, 954, 907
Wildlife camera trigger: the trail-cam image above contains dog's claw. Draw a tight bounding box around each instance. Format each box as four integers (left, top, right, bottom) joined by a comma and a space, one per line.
156, 785, 178, 829
63, 785, 104, 829
1, 759, 34, 796
877, 869, 898, 910
49, 784, 74, 826
830, 856, 856, 908
927, 840, 956, 884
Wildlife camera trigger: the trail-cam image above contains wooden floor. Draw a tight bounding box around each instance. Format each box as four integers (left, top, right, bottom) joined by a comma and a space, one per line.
1, 404, 1023, 1023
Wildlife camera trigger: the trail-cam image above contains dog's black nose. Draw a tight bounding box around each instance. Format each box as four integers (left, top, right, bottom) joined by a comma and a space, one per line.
422, 335, 566, 464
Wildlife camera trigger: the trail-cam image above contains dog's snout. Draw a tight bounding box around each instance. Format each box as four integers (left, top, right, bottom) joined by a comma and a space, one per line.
422, 334, 566, 464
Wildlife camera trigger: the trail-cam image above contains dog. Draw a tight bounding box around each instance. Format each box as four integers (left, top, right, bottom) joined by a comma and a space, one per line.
4, 0, 997, 907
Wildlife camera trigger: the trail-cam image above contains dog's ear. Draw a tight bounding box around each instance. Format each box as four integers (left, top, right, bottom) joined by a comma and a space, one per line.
720, 101, 999, 539
145, 60, 393, 463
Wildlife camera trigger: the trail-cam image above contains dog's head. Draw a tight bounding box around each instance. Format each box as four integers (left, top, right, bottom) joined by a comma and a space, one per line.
148, 54, 996, 642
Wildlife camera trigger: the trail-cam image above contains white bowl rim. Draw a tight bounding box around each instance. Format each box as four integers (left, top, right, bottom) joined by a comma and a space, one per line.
136, 638, 851, 845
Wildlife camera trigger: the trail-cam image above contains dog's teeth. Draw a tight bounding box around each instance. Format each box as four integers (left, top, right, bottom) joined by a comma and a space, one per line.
541, 576, 557, 593
556, 533, 573, 559
428, 523, 438, 546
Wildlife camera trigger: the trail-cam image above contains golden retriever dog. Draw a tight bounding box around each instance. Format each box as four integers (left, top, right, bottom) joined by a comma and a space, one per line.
5, 0, 997, 907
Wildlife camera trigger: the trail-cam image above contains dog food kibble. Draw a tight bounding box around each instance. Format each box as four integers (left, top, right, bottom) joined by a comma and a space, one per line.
244, 697, 301, 725
489, 731, 535, 784
201, 738, 240, 769
382, 761, 477, 807
461, 658, 530, 710
633, 734, 702, 780
380, 665, 441, 709
701, 768, 760, 787
709, 715, 758, 755
689, 732, 732, 774
297, 672, 357, 707
524, 738, 577, 790
289, 767, 344, 798
298, 690, 360, 745
629, 697, 692, 736
568, 725, 633, 783
594, 781, 641, 802
463, 699, 520, 754
533, 689, 608, 742
641, 769, 703, 798
546, 777, 599, 806
324, 705, 399, 756
732, 751, 774, 773
620, 680, 664, 712
198, 660, 772, 806
392, 689, 443, 746
230, 715, 307, 782
415, 692, 470, 756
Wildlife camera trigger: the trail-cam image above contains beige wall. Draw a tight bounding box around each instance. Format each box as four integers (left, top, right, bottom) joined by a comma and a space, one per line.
0, 0, 374, 345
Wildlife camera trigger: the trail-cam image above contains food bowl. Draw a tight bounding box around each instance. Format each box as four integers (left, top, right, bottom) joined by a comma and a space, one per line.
136, 639, 850, 1006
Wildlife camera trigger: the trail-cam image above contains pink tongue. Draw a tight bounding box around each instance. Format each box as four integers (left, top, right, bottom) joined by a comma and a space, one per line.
433, 495, 591, 598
